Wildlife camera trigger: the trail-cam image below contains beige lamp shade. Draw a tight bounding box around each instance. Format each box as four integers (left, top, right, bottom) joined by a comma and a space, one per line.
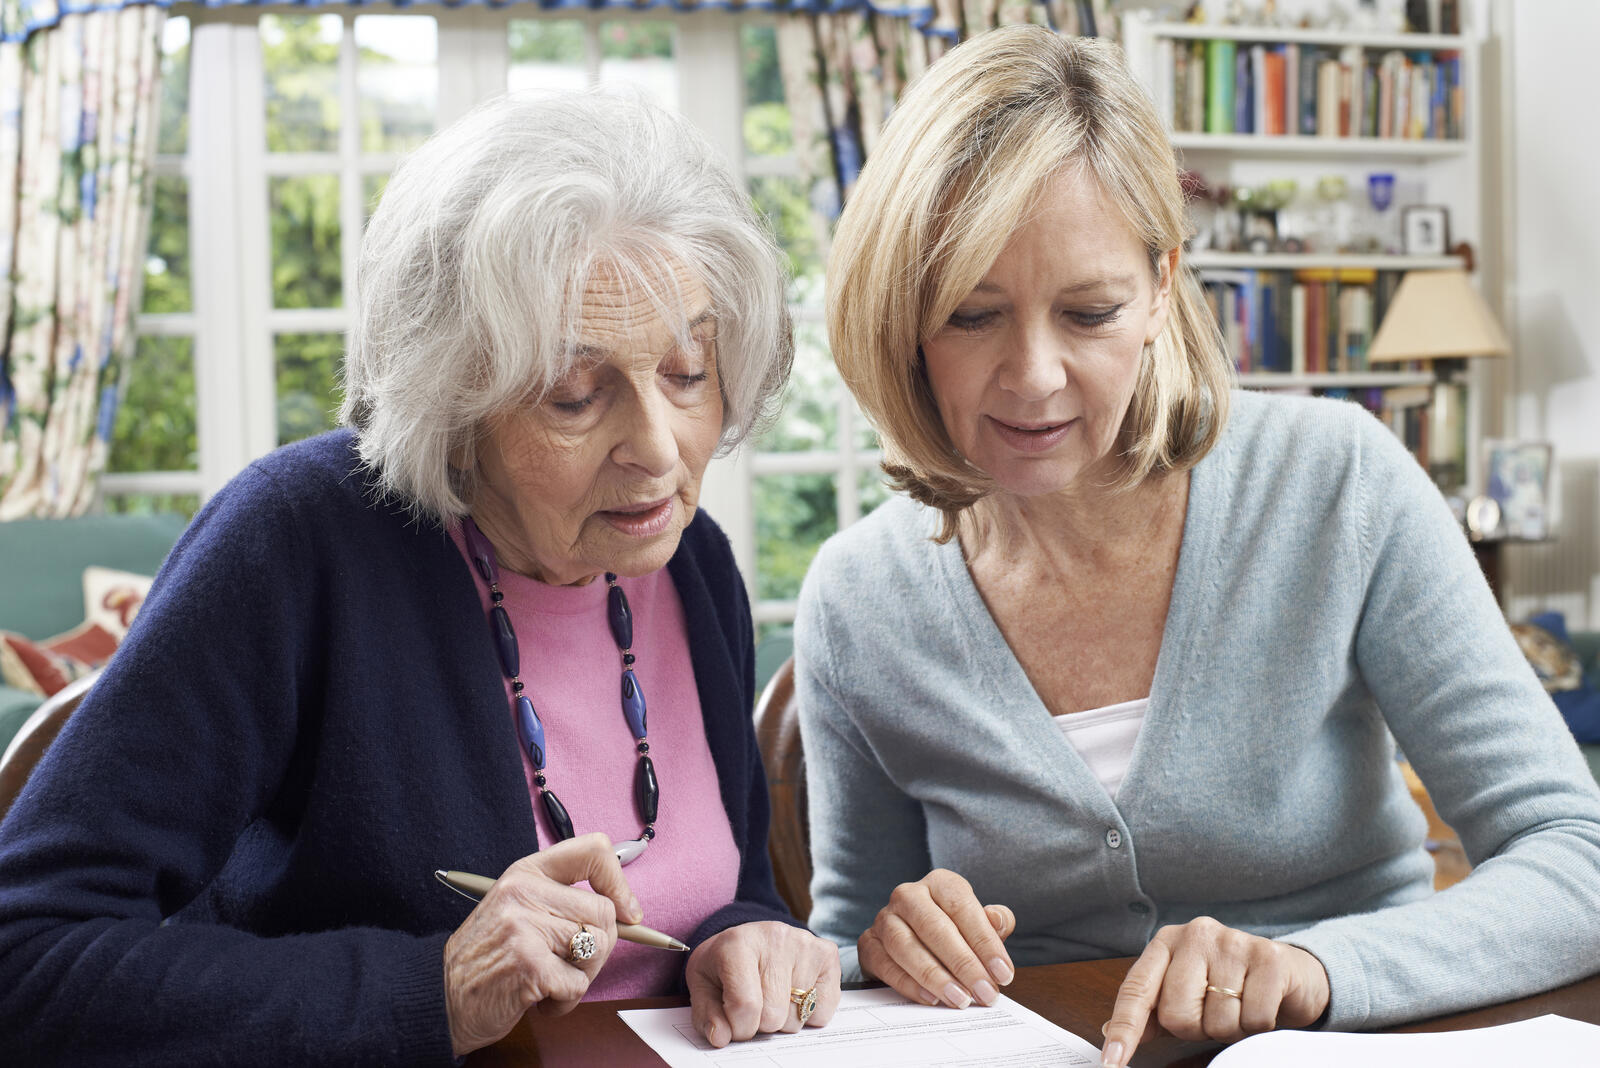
1368, 269, 1512, 364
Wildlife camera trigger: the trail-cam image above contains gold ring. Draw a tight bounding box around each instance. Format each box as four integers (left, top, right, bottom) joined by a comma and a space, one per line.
1205, 984, 1243, 1000
789, 986, 818, 1026
567, 924, 597, 962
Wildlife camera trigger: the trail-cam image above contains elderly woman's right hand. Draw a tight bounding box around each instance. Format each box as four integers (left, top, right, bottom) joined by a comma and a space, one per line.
442, 833, 642, 1055
858, 868, 1016, 1010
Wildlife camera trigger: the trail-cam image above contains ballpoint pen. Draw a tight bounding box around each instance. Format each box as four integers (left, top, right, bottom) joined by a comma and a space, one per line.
433, 869, 691, 952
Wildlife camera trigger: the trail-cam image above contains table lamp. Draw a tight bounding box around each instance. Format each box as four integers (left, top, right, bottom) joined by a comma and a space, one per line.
1368, 268, 1511, 374
1368, 269, 1511, 494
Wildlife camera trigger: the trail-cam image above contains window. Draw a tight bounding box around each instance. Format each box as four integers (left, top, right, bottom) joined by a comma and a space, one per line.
739, 22, 886, 636
114, 6, 883, 622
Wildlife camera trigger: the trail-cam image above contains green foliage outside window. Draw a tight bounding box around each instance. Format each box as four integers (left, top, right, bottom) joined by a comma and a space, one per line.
275, 333, 345, 445
111, 335, 196, 473
755, 473, 837, 602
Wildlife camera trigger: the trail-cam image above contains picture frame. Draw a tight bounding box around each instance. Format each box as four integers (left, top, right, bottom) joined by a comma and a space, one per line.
1402, 205, 1450, 256
1484, 440, 1553, 540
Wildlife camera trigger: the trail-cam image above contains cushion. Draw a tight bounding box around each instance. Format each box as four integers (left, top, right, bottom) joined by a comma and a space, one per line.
1513, 612, 1600, 745
0, 630, 101, 697
0, 565, 153, 698
82, 565, 154, 641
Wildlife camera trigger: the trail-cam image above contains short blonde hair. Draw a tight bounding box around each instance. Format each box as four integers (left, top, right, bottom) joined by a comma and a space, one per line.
827, 27, 1231, 540
342, 90, 792, 521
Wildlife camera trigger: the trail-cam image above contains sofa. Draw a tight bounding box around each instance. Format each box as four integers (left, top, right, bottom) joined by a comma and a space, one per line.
0, 513, 188, 751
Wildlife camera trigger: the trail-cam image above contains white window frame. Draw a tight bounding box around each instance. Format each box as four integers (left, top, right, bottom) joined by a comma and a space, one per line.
111, 5, 884, 617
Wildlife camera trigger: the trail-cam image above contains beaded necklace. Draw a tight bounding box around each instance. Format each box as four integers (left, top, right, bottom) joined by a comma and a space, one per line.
463, 517, 659, 864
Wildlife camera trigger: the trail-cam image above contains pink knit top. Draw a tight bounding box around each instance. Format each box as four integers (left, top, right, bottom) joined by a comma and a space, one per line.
450, 526, 742, 999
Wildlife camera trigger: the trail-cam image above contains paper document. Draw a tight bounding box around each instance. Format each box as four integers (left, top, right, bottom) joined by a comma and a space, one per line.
617, 987, 1103, 1067
1210, 1013, 1600, 1067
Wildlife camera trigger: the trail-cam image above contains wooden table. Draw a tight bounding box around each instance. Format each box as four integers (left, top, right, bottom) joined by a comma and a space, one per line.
470, 957, 1600, 1067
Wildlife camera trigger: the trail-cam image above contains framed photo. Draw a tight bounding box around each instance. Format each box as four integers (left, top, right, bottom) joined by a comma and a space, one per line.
1402, 205, 1450, 255
1484, 440, 1553, 539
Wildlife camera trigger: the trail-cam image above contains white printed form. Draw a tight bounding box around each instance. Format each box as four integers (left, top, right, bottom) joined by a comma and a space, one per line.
616, 987, 1103, 1068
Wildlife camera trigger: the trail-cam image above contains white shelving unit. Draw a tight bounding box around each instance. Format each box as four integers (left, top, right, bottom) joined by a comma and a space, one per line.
1237, 371, 1435, 389
1170, 132, 1467, 159
1124, 16, 1489, 479
1188, 251, 1465, 270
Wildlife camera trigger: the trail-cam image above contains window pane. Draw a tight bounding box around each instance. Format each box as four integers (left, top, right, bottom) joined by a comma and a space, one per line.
507, 19, 587, 93
749, 176, 824, 290
364, 172, 389, 228
276, 333, 345, 445
855, 420, 880, 453
355, 15, 437, 153
858, 466, 890, 517
143, 175, 190, 314
157, 16, 190, 156
111, 335, 197, 473
599, 21, 677, 111
741, 24, 791, 158
262, 14, 341, 153
755, 473, 836, 602
760, 320, 837, 452
103, 493, 200, 519
270, 175, 342, 309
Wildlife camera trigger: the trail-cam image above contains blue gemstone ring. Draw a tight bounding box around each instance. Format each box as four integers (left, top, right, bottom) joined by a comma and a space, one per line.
790, 986, 817, 1025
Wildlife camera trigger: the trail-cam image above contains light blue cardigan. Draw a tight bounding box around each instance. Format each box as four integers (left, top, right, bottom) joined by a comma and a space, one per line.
795, 390, 1600, 1030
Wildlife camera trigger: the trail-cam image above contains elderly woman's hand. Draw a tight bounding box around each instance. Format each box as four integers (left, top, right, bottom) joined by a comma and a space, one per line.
1099, 917, 1330, 1068
857, 868, 1016, 1009
441, 834, 641, 1056
686, 921, 841, 1047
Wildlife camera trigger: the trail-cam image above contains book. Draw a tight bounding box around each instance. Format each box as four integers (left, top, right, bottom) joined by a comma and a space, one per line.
1316, 59, 1341, 137
1290, 284, 1307, 375
1156, 37, 1176, 130
1206, 39, 1236, 133
1263, 48, 1286, 135
1284, 44, 1300, 136
1299, 46, 1321, 135
1235, 46, 1253, 133
1187, 41, 1207, 132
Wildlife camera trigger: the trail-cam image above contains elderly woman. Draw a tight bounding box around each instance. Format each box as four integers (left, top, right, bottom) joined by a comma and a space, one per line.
799, 26, 1600, 1068
0, 92, 839, 1063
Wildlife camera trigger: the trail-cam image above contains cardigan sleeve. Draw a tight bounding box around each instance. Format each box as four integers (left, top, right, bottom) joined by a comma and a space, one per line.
793, 558, 932, 982
0, 463, 456, 1067
1278, 411, 1600, 1030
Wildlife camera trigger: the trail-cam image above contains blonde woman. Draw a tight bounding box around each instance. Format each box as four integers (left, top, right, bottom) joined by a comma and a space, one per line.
796, 25, 1600, 1068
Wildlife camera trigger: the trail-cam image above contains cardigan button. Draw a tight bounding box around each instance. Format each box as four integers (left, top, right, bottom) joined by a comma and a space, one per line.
1105, 828, 1123, 849
1128, 901, 1150, 915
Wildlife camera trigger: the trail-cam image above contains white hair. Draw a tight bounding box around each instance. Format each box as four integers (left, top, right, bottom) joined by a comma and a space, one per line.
340, 89, 792, 520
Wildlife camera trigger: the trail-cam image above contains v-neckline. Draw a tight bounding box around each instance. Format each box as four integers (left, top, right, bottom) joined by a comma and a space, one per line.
927, 435, 1234, 812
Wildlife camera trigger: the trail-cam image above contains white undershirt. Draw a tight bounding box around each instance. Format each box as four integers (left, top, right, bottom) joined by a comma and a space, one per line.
1053, 697, 1149, 799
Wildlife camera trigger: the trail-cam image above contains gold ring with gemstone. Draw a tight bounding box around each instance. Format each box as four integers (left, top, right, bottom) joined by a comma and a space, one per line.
567, 924, 597, 962
790, 985, 818, 1025
1205, 983, 1243, 1000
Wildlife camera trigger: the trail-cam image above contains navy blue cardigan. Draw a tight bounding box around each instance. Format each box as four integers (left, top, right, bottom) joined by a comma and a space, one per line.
0, 431, 795, 1065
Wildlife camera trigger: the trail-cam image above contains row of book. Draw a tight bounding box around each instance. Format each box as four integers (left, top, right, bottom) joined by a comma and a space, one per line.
1154, 39, 1464, 140
1202, 268, 1405, 374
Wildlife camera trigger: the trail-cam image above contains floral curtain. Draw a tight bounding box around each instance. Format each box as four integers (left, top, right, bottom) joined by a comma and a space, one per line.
0, 4, 164, 519
775, 0, 1103, 261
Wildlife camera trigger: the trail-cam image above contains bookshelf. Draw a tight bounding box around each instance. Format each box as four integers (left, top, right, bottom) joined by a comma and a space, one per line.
1123, 15, 1488, 487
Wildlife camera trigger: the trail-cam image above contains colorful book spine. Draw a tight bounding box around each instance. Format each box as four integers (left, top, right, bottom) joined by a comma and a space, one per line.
1206, 39, 1236, 134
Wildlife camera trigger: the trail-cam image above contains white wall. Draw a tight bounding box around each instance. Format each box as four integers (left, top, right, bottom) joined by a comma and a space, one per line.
1502, 0, 1600, 628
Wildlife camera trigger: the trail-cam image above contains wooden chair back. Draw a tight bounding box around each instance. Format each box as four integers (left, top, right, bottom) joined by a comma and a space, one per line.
0, 669, 98, 821
754, 656, 811, 922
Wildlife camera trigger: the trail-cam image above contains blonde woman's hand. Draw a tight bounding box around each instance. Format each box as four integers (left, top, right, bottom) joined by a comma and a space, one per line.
857, 868, 1016, 1010
1098, 917, 1330, 1068
442, 833, 642, 1056
687, 921, 841, 1047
